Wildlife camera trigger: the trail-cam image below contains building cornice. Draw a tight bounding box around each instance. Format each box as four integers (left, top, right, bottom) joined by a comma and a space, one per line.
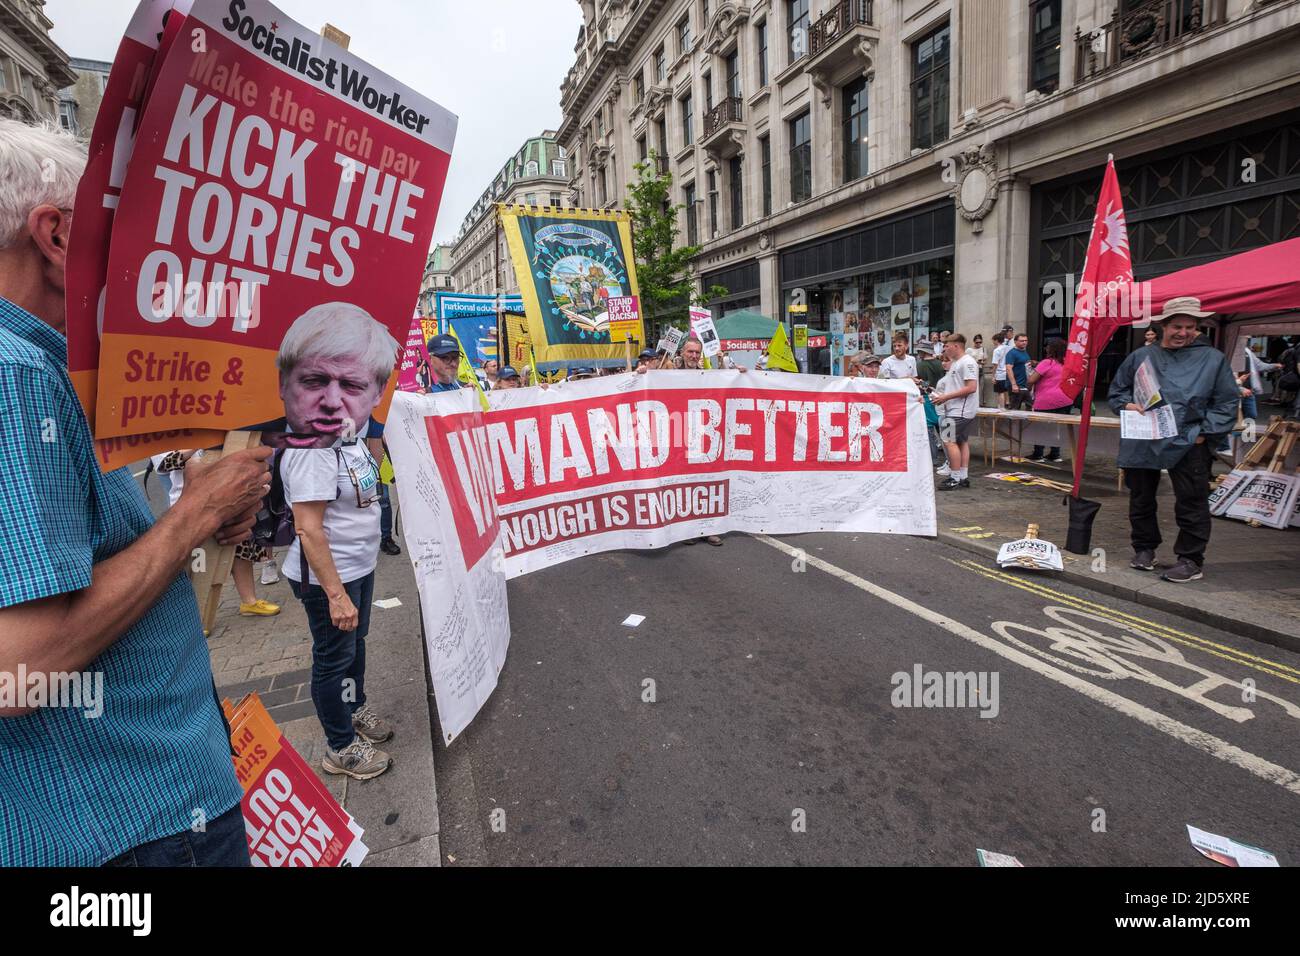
0, 1, 76, 88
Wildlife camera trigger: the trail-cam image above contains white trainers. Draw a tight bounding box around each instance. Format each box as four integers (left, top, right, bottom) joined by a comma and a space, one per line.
260, 561, 280, 585
936, 463, 951, 477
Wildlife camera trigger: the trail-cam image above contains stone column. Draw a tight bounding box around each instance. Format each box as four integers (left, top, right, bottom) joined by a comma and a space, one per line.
758, 247, 780, 319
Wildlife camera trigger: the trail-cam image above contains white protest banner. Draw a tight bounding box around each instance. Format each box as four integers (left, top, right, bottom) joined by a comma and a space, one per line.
689, 307, 722, 357
385, 389, 510, 744
388, 370, 932, 738
478, 371, 930, 577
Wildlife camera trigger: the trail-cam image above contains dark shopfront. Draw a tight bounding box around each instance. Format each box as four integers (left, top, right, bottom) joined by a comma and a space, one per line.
1031, 109, 1300, 392
779, 202, 955, 356
702, 259, 761, 316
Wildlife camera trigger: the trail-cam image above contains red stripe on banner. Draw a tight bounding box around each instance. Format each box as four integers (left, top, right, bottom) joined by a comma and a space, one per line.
438, 386, 908, 509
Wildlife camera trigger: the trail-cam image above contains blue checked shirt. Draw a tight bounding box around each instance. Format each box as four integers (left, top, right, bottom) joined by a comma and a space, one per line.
0, 297, 242, 866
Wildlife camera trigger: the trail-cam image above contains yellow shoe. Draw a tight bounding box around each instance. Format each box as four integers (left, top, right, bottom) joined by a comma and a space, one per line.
239, 599, 281, 617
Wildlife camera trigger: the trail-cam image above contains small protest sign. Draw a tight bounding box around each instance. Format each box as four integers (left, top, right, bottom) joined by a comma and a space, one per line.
605, 294, 643, 344
656, 326, 685, 356
688, 307, 722, 357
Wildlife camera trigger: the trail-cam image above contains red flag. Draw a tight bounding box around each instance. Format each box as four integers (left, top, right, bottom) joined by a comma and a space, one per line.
1060, 157, 1133, 400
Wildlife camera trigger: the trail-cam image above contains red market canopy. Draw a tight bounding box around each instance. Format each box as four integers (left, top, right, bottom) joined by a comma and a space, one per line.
1137, 237, 1300, 322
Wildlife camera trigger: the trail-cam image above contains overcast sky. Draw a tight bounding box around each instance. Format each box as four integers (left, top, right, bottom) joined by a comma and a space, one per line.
46, 0, 583, 247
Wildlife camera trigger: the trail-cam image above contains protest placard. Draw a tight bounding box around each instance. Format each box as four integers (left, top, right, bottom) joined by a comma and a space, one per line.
656, 326, 685, 357
396, 311, 432, 392
605, 294, 643, 345
226, 693, 368, 866
1223, 472, 1300, 529
93, 0, 456, 446
689, 307, 721, 358
64, 0, 227, 469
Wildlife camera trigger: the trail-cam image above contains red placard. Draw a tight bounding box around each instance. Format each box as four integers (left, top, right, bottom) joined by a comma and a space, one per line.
94, 0, 456, 442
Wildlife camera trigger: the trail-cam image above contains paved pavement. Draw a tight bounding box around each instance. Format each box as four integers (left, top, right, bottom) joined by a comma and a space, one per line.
137, 464, 441, 866
937, 444, 1300, 651
433, 532, 1300, 866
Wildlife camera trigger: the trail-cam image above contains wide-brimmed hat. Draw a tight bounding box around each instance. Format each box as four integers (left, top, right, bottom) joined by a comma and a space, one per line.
915, 340, 936, 355
1153, 295, 1214, 321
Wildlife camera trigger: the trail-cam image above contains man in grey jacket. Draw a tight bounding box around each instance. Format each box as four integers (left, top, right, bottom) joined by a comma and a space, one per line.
1108, 297, 1240, 583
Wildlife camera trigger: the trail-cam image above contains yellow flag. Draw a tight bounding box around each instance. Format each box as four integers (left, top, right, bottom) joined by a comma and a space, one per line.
448, 326, 490, 412
766, 323, 798, 372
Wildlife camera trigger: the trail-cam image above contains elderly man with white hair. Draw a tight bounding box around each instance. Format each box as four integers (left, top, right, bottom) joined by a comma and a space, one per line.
0, 119, 274, 866
277, 303, 399, 780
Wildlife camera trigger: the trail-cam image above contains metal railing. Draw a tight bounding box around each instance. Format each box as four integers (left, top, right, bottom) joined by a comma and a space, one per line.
703, 97, 744, 138
1075, 0, 1226, 82
809, 0, 874, 58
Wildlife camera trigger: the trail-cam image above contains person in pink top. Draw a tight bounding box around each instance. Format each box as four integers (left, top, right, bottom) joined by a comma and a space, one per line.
1027, 338, 1072, 462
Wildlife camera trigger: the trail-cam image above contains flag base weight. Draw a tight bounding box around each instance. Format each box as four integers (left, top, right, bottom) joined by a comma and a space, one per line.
1064, 494, 1102, 555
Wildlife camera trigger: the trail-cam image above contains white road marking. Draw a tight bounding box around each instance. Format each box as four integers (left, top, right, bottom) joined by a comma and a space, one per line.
132, 469, 147, 478
755, 534, 1300, 798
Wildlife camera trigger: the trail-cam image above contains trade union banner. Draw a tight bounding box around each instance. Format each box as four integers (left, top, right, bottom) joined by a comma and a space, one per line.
386, 370, 934, 737
498, 205, 638, 371
93, 0, 457, 443
434, 291, 522, 328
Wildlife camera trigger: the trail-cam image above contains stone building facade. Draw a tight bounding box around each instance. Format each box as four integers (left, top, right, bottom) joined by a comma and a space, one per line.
417, 244, 456, 318
0, 0, 75, 124
58, 57, 111, 138
449, 131, 571, 296
556, 0, 1300, 378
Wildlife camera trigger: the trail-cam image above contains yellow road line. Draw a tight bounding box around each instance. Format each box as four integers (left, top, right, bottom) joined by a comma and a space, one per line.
947, 558, 1300, 686
956, 558, 1300, 675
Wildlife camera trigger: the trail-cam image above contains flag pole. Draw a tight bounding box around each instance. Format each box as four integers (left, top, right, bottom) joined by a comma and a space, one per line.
1072, 358, 1098, 498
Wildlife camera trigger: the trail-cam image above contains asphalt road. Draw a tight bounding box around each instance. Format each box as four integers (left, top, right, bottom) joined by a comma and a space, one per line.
433, 531, 1300, 866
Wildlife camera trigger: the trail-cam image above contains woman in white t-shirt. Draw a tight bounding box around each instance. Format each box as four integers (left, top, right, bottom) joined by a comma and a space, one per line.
278, 303, 399, 782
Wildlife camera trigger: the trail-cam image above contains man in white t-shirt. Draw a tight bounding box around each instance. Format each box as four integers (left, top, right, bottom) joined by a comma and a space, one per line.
278, 304, 399, 782
878, 334, 918, 381
991, 327, 1015, 408
932, 334, 980, 490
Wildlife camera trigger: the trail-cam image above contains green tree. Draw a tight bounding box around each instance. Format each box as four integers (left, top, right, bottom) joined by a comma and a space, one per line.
625, 150, 727, 338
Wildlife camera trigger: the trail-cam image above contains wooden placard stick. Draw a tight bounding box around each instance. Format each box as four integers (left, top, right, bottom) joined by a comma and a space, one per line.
192, 429, 263, 635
